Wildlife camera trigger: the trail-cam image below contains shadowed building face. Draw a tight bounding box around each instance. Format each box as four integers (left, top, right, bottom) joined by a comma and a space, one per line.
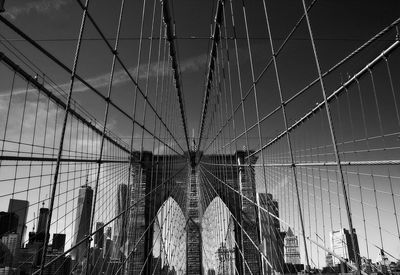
8, 199, 29, 247
71, 186, 93, 264
0, 212, 18, 237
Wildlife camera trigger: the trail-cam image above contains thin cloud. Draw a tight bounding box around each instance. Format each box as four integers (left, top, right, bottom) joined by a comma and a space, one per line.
180, 53, 208, 72
4, 0, 71, 20
59, 53, 208, 94
0, 53, 208, 97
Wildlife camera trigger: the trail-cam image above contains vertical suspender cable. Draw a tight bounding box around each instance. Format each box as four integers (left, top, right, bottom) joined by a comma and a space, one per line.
39, 0, 90, 273
300, 0, 360, 271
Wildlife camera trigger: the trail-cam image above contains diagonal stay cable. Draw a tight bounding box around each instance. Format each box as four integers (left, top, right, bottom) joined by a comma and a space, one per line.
199, 162, 366, 274
116, 157, 186, 272
117, 170, 187, 274
73, 0, 185, 154
32, 164, 186, 274
0, 15, 184, 156
202, 13, 400, 155
197, 0, 224, 154
0, 52, 130, 155
247, 39, 400, 160
199, 165, 270, 274
201, 0, 318, 154
161, 0, 191, 153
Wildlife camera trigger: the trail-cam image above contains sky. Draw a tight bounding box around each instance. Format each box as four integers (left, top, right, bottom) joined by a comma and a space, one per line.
0, 0, 400, 272
1, 0, 399, 138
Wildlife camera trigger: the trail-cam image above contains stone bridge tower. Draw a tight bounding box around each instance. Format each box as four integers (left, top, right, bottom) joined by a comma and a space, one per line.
126, 151, 262, 274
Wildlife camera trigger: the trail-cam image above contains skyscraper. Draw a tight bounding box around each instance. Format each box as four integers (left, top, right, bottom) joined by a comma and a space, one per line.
105, 227, 112, 240
52, 233, 66, 252
2, 232, 20, 267
95, 222, 104, 249
1, 233, 19, 257
330, 228, 360, 265
8, 199, 29, 247
284, 227, 300, 265
113, 184, 127, 259
0, 212, 19, 237
70, 185, 93, 265
36, 206, 49, 242
259, 193, 284, 274
103, 227, 112, 260
37, 206, 49, 234
326, 252, 334, 267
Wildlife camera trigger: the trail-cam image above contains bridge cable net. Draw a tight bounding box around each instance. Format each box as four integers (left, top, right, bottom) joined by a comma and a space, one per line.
0, 0, 190, 273
198, 0, 400, 274
0, 0, 399, 274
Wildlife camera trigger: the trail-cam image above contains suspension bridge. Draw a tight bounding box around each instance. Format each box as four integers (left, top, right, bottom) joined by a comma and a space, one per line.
0, 0, 399, 274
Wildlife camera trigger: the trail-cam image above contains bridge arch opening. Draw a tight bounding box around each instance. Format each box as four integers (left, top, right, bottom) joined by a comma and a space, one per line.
202, 196, 235, 274
152, 196, 186, 274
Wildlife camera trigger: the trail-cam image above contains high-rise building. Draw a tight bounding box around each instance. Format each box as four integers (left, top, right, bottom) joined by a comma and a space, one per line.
41, 253, 72, 275
0, 212, 19, 237
103, 238, 113, 266
0, 241, 13, 267
330, 228, 360, 265
70, 185, 93, 265
2, 233, 20, 265
52, 233, 66, 252
35, 206, 49, 243
94, 222, 104, 249
258, 193, 284, 274
105, 227, 112, 240
103, 226, 113, 267
8, 199, 29, 246
284, 227, 300, 265
90, 246, 104, 275
16, 246, 37, 273
326, 252, 334, 267
113, 184, 127, 258
37, 207, 49, 234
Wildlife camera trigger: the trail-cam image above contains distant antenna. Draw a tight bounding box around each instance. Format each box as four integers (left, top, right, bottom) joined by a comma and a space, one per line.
33, 212, 36, 232
85, 172, 89, 187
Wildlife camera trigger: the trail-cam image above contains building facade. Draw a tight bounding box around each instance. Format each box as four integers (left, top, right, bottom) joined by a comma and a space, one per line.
258, 193, 285, 274
330, 228, 360, 265
71, 185, 93, 267
284, 228, 300, 265
8, 199, 28, 247
112, 184, 127, 259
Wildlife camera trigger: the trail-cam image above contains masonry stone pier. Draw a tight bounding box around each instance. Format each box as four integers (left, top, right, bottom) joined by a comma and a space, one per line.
126, 151, 262, 274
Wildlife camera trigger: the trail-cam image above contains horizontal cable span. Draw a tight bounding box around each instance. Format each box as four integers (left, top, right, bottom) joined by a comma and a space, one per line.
0, 52, 131, 155
247, 39, 400, 160
0, 15, 185, 156
203, 16, 400, 154
200, 159, 400, 167
0, 155, 129, 163
199, 163, 369, 274
33, 164, 187, 273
